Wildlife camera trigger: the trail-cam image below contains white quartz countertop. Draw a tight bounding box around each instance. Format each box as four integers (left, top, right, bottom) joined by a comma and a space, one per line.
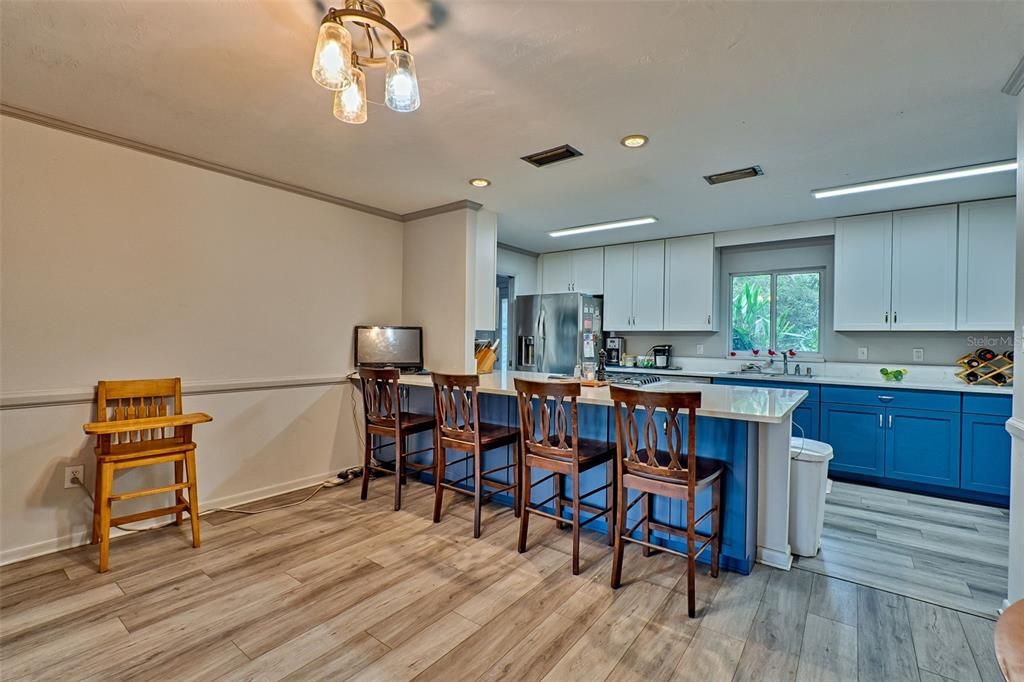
398, 371, 807, 424
605, 365, 1013, 396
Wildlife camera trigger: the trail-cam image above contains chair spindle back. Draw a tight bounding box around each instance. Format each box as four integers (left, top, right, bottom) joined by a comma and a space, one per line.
513, 378, 581, 459
431, 373, 481, 443
359, 367, 402, 429
609, 386, 701, 485
96, 378, 183, 448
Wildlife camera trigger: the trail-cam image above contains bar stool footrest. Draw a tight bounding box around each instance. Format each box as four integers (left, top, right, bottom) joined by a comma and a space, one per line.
108, 482, 189, 503
112, 503, 190, 526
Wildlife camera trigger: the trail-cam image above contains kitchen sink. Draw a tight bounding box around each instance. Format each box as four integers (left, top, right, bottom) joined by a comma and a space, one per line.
726, 370, 787, 377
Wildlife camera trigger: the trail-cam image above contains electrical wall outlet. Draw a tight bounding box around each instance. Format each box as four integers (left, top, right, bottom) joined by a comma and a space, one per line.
696, 344, 704, 356
912, 348, 924, 362
857, 347, 869, 360
64, 465, 84, 489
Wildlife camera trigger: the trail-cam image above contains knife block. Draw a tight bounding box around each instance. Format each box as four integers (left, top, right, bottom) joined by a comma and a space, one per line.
475, 347, 497, 374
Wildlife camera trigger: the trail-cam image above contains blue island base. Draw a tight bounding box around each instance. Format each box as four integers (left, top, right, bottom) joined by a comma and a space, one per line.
377, 388, 759, 575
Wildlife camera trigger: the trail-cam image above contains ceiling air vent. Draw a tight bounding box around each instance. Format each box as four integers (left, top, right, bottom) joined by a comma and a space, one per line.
703, 165, 764, 185
522, 144, 584, 168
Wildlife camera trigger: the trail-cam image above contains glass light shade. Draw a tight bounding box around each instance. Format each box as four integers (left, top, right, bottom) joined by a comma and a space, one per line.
384, 48, 420, 112
333, 68, 367, 124
311, 21, 352, 90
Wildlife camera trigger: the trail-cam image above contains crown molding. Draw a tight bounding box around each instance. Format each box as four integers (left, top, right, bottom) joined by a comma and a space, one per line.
402, 200, 483, 222
496, 242, 539, 257
1, 103, 417, 221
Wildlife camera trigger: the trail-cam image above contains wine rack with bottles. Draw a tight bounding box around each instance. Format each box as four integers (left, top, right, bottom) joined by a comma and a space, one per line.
955, 349, 1014, 386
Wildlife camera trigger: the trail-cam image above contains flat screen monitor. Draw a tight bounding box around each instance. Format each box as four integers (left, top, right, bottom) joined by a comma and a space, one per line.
354, 326, 423, 369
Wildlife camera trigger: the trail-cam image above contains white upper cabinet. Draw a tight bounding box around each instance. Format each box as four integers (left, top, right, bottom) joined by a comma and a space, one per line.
602, 244, 634, 330
540, 252, 573, 294
957, 197, 1016, 331
571, 247, 605, 294
834, 213, 893, 331
539, 248, 604, 294
603, 241, 665, 331
664, 234, 719, 331
632, 241, 665, 330
835, 205, 960, 332
890, 205, 958, 331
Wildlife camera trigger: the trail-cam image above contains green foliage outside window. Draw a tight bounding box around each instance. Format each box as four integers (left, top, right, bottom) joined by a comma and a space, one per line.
731, 271, 821, 354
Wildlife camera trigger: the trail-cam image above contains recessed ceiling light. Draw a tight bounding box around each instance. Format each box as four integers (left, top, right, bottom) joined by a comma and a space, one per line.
469, 178, 491, 188
812, 160, 1017, 199
621, 135, 648, 148
549, 216, 657, 238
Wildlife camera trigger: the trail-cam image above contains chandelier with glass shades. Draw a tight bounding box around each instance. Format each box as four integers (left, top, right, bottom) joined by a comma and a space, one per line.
311, 0, 420, 124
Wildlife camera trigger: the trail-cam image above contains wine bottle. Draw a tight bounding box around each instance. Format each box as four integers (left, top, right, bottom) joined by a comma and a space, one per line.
976, 348, 996, 362
965, 357, 981, 368
1003, 350, 1014, 362
964, 371, 980, 383
991, 372, 1008, 385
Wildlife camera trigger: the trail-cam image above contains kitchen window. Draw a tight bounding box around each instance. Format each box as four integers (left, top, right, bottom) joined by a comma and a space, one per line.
730, 269, 822, 355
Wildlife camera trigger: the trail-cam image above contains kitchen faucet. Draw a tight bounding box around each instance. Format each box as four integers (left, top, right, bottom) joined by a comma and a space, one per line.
783, 350, 795, 375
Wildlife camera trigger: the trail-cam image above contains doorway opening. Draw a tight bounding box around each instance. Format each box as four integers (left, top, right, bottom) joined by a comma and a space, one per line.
496, 274, 514, 370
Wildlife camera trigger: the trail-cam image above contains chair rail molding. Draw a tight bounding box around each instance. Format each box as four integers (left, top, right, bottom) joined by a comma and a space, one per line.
0, 374, 352, 410
1009, 416, 1024, 441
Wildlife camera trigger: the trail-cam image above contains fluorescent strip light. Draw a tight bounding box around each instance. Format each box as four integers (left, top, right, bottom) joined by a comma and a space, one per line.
549, 216, 657, 238
812, 160, 1017, 199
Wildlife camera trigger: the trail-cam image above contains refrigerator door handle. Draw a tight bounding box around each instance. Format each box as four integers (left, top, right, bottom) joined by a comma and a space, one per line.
538, 308, 546, 370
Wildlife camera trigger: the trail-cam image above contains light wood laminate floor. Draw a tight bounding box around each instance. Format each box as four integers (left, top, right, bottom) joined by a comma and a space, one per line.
795, 481, 1010, 619
0, 479, 1004, 681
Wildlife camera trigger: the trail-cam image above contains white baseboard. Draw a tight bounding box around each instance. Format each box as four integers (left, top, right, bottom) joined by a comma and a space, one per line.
0, 469, 340, 566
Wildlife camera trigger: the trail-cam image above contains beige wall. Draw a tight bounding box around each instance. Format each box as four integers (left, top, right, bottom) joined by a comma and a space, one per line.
402, 208, 477, 373
0, 116, 405, 562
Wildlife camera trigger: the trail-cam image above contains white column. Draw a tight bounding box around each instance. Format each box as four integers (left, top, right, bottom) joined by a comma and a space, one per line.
1007, 97, 1024, 608
757, 414, 793, 570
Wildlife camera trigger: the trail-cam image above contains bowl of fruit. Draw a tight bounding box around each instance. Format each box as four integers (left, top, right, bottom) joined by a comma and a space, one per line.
879, 368, 909, 382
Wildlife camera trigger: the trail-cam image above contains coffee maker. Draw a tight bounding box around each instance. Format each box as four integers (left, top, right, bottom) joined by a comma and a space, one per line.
652, 344, 672, 369
606, 336, 625, 366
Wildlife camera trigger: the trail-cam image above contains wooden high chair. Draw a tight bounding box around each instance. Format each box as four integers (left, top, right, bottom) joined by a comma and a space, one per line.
82, 378, 212, 572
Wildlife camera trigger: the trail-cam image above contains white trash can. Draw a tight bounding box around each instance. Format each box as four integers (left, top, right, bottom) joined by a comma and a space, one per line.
789, 437, 834, 558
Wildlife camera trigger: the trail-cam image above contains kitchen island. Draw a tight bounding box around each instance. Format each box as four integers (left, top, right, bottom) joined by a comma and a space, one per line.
394, 370, 807, 573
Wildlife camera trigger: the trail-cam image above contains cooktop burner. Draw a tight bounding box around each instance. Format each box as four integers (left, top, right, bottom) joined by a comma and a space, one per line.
610, 374, 662, 387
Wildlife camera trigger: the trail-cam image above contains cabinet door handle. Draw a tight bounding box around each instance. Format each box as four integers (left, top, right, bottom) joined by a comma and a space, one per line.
888, 414, 893, 429
707, 314, 711, 325
893, 311, 897, 323
878, 414, 883, 428
884, 312, 889, 323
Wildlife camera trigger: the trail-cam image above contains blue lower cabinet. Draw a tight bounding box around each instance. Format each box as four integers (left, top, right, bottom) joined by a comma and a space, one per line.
884, 407, 960, 488
792, 402, 820, 441
821, 403, 886, 477
961, 413, 1012, 496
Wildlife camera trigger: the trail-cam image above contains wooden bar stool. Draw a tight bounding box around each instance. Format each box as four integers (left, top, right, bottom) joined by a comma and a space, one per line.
82, 378, 212, 573
430, 373, 520, 538
358, 367, 436, 511
608, 385, 723, 617
514, 378, 615, 575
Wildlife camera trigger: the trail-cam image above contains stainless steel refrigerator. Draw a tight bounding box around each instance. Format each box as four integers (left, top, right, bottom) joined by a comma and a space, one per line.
514, 293, 603, 375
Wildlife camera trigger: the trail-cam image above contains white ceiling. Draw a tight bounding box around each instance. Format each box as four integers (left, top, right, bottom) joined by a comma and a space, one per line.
2, 1, 1021, 253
